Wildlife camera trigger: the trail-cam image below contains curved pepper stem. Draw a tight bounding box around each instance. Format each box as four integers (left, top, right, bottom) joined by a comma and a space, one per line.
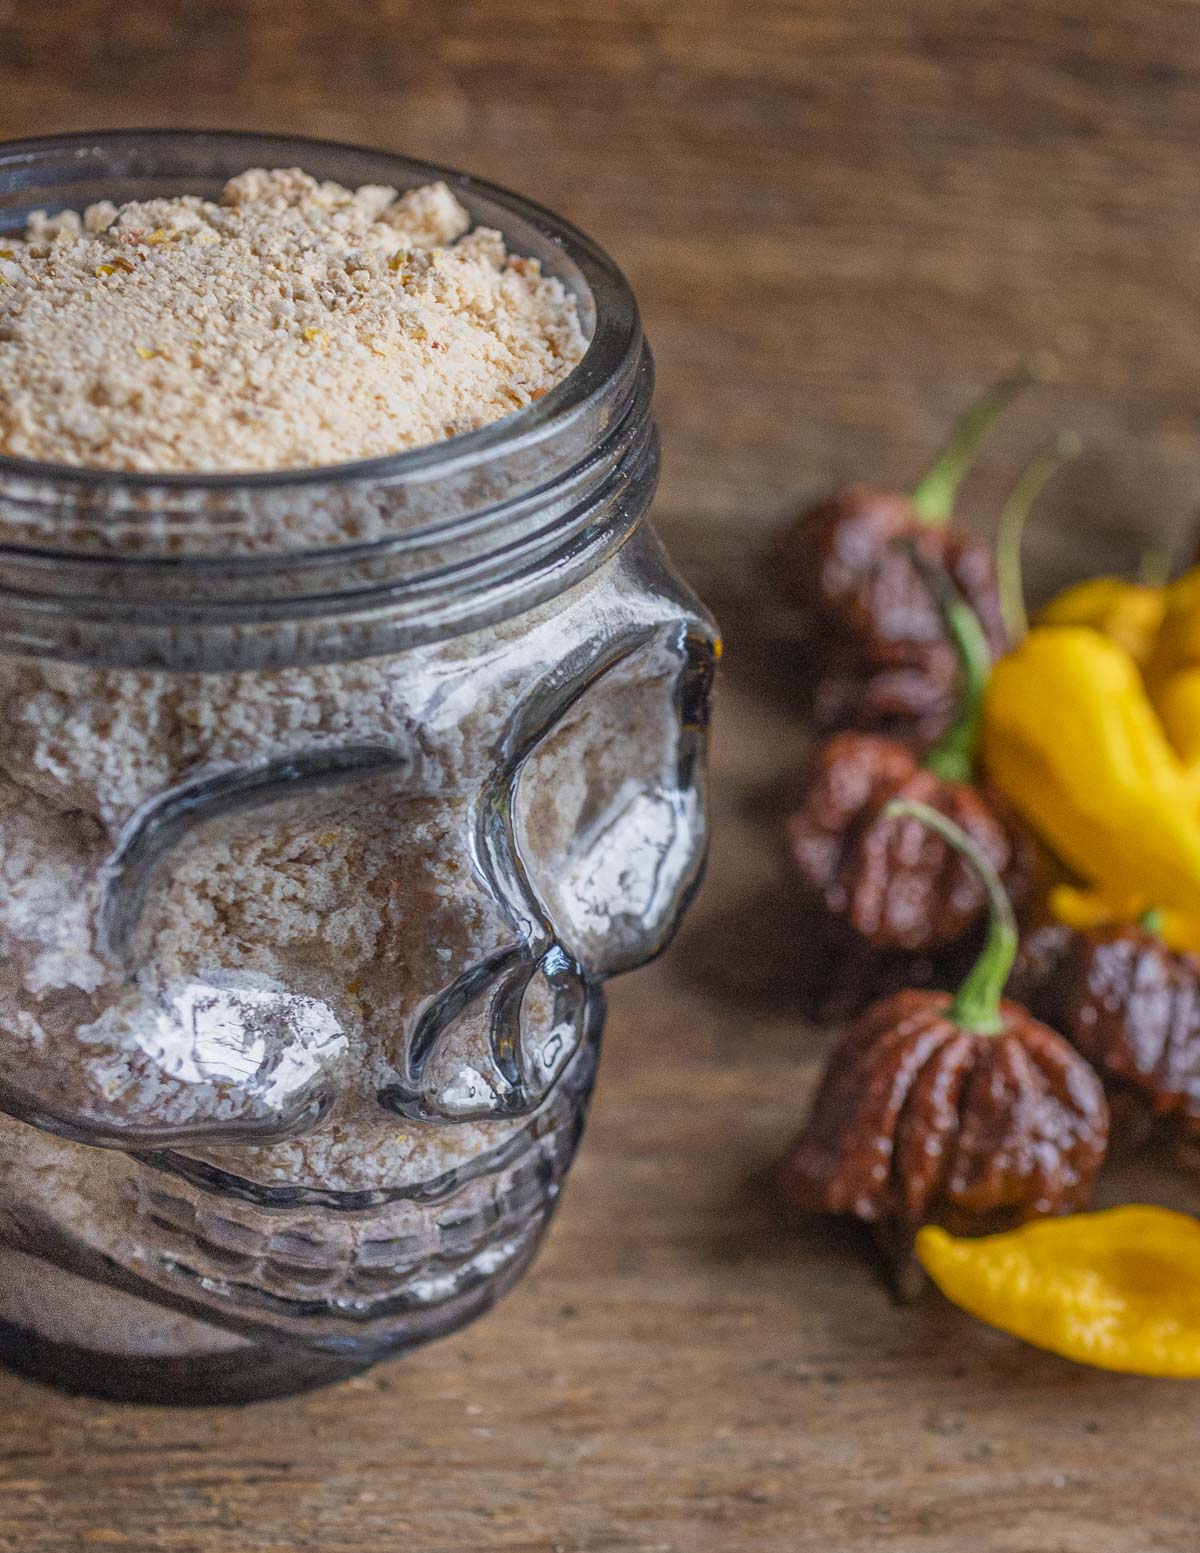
910, 359, 1051, 527
882, 799, 1017, 1036
920, 592, 991, 785
995, 431, 1082, 643
1137, 545, 1172, 588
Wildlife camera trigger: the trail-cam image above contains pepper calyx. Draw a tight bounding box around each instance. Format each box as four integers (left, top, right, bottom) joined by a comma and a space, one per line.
1139, 906, 1165, 938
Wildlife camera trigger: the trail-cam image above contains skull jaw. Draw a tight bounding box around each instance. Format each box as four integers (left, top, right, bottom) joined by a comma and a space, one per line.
0, 1228, 548, 1406
0, 1008, 601, 1402
0, 1303, 370, 1405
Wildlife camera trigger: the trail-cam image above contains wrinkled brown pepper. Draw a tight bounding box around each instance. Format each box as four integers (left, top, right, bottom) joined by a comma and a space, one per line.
775, 486, 1007, 741
1005, 918, 1077, 1015
1053, 926, 1200, 1140
780, 988, 1110, 1233
778, 484, 1008, 661
785, 731, 1029, 952
808, 639, 963, 748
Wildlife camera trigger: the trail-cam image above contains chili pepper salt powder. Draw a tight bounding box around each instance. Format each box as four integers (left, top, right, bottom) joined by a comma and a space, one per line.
0, 169, 586, 472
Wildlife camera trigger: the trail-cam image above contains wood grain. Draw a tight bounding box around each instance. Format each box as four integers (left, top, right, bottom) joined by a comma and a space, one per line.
3, 2, 1200, 1548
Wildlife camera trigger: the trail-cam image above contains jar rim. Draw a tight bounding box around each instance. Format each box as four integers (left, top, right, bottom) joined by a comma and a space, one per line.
0, 131, 658, 666
0, 127, 640, 499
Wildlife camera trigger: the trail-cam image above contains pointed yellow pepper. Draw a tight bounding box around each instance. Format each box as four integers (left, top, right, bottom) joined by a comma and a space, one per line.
983, 626, 1200, 936
1146, 566, 1200, 775
917, 1207, 1200, 1376
1037, 576, 1165, 666
1047, 882, 1200, 954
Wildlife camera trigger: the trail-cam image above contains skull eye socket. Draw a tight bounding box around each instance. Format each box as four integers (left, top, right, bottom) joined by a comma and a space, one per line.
0, 748, 407, 1148
0, 969, 345, 1149
513, 630, 715, 976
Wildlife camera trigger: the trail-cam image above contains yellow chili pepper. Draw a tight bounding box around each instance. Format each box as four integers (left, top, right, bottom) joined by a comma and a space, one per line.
916, 1207, 1200, 1376
1146, 566, 1200, 773
1048, 883, 1200, 955
1037, 576, 1165, 666
1155, 677, 1200, 778
983, 625, 1200, 919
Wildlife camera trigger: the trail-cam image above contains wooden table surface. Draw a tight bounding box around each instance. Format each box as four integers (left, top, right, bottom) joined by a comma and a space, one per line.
4, 2, 1200, 1548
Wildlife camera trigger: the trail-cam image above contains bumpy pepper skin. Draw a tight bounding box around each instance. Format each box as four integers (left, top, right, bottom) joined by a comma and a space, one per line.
785, 732, 1026, 952
778, 369, 1037, 746
780, 989, 1108, 1230
983, 626, 1200, 919
808, 638, 962, 746
1037, 577, 1165, 666
777, 485, 1008, 663
775, 488, 1006, 748
1056, 926, 1200, 1139
916, 1207, 1200, 1377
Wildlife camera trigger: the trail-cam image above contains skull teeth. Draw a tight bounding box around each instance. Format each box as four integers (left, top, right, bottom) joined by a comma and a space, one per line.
131, 1142, 558, 1313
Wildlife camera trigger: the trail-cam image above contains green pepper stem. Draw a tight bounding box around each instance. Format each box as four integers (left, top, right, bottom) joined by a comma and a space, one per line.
882, 799, 1017, 1036
1140, 906, 1164, 937
910, 358, 1053, 527
920, 594, 992, 785
995, 431, 1081, 643
1137, 546, 1172, 589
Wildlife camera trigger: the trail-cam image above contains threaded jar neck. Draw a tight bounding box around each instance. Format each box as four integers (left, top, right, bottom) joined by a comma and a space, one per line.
0, 131, 653, 669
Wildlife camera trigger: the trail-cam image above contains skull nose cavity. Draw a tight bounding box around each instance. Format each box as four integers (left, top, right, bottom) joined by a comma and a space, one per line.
379, 945, 587, 1124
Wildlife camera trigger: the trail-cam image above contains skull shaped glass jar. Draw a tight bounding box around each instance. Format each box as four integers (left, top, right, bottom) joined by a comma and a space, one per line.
0, 132, 716, 1403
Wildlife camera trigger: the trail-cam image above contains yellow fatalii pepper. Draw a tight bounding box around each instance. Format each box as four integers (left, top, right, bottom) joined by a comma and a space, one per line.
1146, 565, 1200, 775
983, 625, 1200, 934
916, 1208, 1200, 1376
1048, 883, 1200, 955
1037, 576, 1166, 666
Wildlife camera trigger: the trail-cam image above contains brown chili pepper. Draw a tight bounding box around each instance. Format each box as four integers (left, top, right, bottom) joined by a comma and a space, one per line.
781, 367, 1076, 753
1053, 921, 1200, 1141
775, 372, 1034, 744
778, 483, 1008, 667
780, 801, 1109, 1291
786, 586, 1031, 951
785, 730, 1023, 951
808, 638, 961, 747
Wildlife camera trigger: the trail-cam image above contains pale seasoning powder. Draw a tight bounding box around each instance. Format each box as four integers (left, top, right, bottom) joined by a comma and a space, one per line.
0, 168, 586, 472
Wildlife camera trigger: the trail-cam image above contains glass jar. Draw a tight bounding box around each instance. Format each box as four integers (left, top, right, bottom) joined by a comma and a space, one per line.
0, 131, 717, 1404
